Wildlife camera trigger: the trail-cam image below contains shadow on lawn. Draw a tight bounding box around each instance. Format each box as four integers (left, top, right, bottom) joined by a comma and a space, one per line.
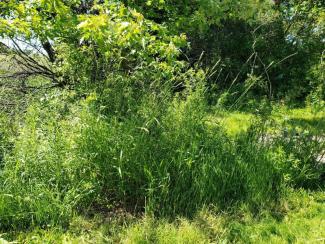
287, 117, 325, 133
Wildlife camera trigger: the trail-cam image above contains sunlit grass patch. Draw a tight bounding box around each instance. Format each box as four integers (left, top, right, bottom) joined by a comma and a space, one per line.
207, 106, 325, 136
272, 107, 325, 134
4, 190, 324, 244
206, 110, 254, 136
230, 190, 325, 244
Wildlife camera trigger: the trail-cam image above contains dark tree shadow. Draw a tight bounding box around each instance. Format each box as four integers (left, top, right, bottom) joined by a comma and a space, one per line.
287, 117, 325, 133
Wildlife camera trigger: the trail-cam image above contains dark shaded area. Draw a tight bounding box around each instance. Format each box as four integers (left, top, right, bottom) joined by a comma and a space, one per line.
287, 117, 325, 133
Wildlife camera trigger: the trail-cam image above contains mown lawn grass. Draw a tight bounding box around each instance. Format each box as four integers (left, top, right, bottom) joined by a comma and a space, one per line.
207, 106, 325, 136
272, 107, 325, 134
3, 190, 323, 243
206, 111, 254, 136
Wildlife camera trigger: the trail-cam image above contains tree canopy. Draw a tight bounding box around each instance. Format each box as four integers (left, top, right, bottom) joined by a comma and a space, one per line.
0, 0, 324, 102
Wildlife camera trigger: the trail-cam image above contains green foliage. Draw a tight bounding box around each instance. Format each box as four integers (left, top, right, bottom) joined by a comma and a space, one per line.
123, 0, 325, 102
273, 133, 325, 189
0, 0, 324, 241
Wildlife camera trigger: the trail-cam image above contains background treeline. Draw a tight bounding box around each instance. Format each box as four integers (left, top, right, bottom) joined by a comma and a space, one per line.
124, 0, 325, 104
1, 0, 324, 105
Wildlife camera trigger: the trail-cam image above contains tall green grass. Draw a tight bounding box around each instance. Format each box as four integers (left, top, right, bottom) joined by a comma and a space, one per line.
0, 81, 323, 231
77, 84, 287, 215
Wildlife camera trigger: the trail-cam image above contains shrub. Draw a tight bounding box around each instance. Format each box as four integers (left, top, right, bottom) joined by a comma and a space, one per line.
272, 129, 325, 189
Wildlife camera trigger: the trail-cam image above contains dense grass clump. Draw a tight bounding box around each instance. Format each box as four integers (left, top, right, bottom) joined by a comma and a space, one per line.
78, 86, 285, 216
0, 84, 290, 230
0, 79, 323, 231
0, 104, 78, 229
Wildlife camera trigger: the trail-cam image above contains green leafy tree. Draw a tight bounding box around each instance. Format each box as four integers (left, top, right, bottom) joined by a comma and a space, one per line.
0, 0, 187, 90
